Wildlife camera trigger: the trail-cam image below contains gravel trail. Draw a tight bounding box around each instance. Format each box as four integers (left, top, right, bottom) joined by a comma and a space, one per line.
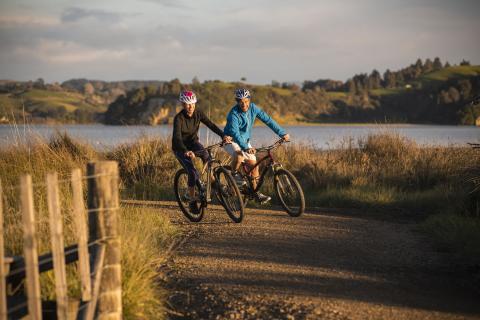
124, 200, 480, 320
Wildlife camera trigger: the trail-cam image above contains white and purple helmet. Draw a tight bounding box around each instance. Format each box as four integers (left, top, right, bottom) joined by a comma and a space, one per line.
179, 90, 197, 104
234, 88, 251, 100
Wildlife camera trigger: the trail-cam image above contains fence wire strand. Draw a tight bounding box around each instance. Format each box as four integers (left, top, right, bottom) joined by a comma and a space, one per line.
0, 172, 117, 192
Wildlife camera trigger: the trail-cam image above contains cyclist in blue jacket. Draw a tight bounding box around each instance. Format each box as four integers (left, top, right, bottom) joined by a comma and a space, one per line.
224, 88, 290, 204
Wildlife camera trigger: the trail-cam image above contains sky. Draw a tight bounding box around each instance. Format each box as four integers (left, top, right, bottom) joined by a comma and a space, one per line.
0, 0, 479, 84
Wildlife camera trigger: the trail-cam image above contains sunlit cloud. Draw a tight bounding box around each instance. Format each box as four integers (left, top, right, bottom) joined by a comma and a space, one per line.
0, 15, 59, 27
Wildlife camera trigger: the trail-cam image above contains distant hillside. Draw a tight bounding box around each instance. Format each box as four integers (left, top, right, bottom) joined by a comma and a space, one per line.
61, 79, 166, 105
104, 60, 480, 125
0, 80, 107, 123
1, 58, 479, 125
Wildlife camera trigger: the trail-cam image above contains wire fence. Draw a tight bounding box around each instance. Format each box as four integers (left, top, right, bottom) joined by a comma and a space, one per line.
1, 161, 122, 320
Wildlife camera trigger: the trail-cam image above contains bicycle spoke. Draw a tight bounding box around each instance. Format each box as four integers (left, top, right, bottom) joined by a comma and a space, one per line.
274, 169, 305, 217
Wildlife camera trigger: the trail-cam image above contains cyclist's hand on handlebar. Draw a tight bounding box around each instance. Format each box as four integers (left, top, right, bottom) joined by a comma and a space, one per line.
282, 134, 290, 142
246, 148, 256, 154
185, 151, 195, 159
223, 135, 232, 144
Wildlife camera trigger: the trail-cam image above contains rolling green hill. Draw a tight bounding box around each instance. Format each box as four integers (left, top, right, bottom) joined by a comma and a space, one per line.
1, 60, 479, 125
0, 87, 107, 123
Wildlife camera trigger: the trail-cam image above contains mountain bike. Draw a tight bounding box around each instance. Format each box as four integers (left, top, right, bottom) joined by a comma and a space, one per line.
235, 138, 305, 217
174, 142, 244, 223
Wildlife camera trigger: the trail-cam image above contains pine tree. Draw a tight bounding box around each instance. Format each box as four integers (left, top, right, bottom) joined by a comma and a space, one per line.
423, 58, 433, 73
433, 57, 442, 70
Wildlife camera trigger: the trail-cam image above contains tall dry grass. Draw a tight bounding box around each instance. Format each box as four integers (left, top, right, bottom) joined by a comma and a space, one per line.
272, 132, 478, 214
2, 130, 479, 306
104, 132, 478, 216
106, 136, 178, 200
0, 132, 179, 319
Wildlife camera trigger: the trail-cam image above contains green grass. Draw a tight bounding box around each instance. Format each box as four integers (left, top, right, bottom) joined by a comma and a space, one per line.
369, 88, 406, 96
414, 65, 480, 89
22, 89, 106, 112
0, 94, 21, 109
420, 65, 480, 82
268, 86, 294, 96
0, 89, 107, 123
326, 91, 349, 99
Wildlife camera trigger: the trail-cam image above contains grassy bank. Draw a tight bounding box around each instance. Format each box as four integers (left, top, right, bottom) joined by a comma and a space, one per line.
0, 133, 180, 319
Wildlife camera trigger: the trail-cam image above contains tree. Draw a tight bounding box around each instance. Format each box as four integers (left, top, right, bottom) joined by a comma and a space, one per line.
346, 79, 356, 94
433, 57, 442, 70
146, 85, 157, 96
240, 77, 247, 82
33, 78, 45, 89
415, 58, 423, 69
383, 69, 396, 88
192, 76, 200, 86
444, 61, 451, 68
169, 78, 182, 95
447, 87, 460, 102
368, 70, 382, 90
130, 88, 146, 105
396, 72, 405, 87
457, 79, 472, 99
83, 82, 95, 95
460, 59, 471, 66
423, 58, 433, 73
414, 59, 423, 78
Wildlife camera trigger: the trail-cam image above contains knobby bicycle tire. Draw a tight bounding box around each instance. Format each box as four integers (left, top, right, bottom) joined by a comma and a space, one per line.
215, 167, 244, 223
274, 168, 305, 217
174, 168, 205, 222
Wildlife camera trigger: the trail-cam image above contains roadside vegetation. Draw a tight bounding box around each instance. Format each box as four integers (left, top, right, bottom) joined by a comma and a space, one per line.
1, 130, 479, 315
0, 132, 180, 319
107, 132, 480, 280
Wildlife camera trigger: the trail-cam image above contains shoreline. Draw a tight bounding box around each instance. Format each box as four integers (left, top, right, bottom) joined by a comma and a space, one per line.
0, 122, 478, 128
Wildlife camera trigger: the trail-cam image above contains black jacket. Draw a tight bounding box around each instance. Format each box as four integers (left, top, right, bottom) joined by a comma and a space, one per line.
172, 109, 224, 153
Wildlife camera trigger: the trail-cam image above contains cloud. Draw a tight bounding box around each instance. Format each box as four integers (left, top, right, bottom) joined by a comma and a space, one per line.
0, 15, 58, 27
139, 0, 186, 8
0, 0, 479, 83
61, 7, 127, 24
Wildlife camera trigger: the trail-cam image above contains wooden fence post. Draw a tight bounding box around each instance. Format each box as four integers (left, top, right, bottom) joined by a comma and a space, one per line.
87, 162, 122, 320
20, 174, 42, 320
71, 168, 92, 302
0, 180, 7, 320
47, 172, 68, 320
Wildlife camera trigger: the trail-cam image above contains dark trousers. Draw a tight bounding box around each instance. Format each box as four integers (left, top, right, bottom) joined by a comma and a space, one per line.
174, 142, 210, 187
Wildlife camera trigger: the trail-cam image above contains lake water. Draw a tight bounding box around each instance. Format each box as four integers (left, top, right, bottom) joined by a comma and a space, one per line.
0, 124, 478, 150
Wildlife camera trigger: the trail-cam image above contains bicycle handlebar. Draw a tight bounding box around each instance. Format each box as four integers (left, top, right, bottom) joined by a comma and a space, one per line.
189, 138, 288, 157
191, 141, 230, 156
255, 138, 289, 153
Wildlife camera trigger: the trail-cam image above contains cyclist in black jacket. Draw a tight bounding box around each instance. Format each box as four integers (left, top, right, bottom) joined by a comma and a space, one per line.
172, 90, 231, 213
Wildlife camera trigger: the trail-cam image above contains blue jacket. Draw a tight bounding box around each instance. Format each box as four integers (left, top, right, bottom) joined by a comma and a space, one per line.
224, 102, 286, 150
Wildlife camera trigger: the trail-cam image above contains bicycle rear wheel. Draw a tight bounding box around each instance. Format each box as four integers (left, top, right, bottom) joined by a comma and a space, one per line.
215, 167, 244, 223
174, 168, 205, 222
274, 168, 305, 217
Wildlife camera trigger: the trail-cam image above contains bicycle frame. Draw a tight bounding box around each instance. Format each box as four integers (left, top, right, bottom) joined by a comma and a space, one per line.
197, 145, 223, 203
240, 148, 282, 194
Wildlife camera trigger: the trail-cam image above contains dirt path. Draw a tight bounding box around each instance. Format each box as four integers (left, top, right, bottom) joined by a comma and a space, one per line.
125, 201, 480, 319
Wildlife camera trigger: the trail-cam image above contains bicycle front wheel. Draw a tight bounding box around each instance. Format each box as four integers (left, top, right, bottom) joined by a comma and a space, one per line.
215, 167, 244, 223
174, 168, 205, 222
274, 168, 305, 217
